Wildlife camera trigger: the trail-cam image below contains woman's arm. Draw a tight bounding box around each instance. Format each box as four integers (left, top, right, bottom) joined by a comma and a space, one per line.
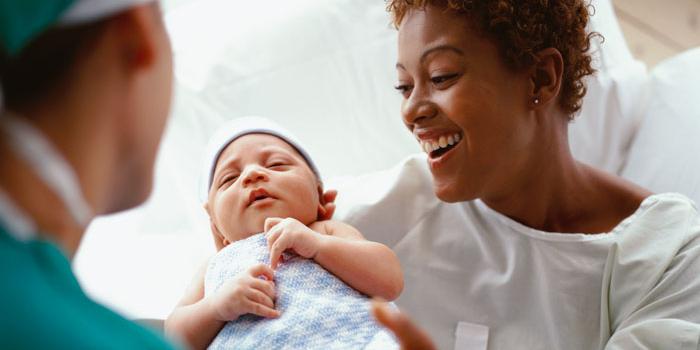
601, 204, 700, 349
265, 217, 404, 300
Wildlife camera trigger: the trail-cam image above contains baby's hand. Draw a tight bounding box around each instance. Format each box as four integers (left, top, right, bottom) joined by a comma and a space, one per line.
209, 264, 280, 321
264, 217, 325, 269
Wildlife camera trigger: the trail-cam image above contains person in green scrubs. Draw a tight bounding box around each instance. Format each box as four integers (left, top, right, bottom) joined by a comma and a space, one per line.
0, 0, 177, 348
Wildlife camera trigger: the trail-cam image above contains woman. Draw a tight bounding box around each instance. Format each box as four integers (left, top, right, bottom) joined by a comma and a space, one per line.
0, 0, 177, 347
363, 1, 700, 349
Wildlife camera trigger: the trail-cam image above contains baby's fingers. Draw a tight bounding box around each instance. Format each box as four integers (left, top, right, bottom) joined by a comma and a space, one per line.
264, 217, 283, 232
247, 263, 275, 281
246, 300, 281, 319
250, 278, 276, 298
246, 288, 275, 309
269, 235, 290, 270
266, 225, 283, 249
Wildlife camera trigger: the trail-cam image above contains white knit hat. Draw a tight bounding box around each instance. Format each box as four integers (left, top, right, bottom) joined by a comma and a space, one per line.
200, 116, 322, 202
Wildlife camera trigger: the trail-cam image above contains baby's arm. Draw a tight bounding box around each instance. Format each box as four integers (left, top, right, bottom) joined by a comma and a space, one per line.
265, 218, 403, 300
165, 260, 278, 350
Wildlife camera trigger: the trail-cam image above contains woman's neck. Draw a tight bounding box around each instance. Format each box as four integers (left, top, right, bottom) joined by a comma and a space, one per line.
480, 114, 648, 234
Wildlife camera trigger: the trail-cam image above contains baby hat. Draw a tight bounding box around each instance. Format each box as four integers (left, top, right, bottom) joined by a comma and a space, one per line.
200, 116, 322, 203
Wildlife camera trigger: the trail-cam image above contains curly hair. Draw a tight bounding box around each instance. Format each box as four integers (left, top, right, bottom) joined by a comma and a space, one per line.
387, 0, 600, 117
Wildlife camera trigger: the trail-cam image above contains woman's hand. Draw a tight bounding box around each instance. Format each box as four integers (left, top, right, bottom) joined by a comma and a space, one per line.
372, 300, 436, 350
208, 264, 280, 321
265, 217, 326, 269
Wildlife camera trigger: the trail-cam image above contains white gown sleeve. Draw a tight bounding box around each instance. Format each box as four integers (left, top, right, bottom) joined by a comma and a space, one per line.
600, 195, 700, 349
330, 153, 440, 248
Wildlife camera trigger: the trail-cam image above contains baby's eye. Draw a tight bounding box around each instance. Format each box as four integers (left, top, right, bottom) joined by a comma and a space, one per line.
268, 162, 287, 169
219, 174, 238, 188
430, 73, 458, 85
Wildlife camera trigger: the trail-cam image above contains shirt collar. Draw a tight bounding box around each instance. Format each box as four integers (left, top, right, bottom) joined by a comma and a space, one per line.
0, 188, 37, 241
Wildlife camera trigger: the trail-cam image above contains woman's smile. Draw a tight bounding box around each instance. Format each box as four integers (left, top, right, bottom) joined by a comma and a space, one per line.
426, 133, 462, 171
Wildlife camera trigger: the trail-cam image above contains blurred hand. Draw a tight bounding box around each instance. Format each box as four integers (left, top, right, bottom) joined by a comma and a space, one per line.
372, 300, 436, 350
209, 264, 279, 321
264, 217, 325, 269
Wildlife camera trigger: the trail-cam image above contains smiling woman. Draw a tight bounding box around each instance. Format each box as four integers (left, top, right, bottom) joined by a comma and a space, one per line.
356, 0, 700, 349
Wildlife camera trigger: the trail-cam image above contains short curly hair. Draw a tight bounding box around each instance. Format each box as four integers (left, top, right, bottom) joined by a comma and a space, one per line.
387, 0, 600, 117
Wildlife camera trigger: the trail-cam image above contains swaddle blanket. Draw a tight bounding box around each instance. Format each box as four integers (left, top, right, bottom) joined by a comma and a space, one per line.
204, 233, 398, 349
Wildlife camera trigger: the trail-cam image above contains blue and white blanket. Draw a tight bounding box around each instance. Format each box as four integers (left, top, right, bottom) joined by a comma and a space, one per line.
204, 233, 398, 349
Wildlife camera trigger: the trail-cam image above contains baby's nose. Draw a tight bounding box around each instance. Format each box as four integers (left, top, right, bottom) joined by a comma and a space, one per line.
242, 166, 268, 186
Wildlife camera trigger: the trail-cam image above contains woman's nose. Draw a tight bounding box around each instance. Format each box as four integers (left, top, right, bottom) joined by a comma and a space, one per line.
241, 165, 269, 187
401, 87, 437, 127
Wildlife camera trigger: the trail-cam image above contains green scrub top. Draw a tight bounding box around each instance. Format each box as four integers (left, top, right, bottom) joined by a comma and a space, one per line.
0, 223, 179, 349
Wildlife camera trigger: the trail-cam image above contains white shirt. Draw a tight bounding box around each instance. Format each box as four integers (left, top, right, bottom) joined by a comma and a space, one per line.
333, 154, 700, 350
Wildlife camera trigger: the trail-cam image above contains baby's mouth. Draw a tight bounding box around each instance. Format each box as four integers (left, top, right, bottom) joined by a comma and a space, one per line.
247, 188, 275, 207
419, 132, 463, 159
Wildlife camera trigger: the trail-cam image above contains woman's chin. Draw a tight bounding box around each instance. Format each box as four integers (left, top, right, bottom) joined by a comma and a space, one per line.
433, 182, 474, 203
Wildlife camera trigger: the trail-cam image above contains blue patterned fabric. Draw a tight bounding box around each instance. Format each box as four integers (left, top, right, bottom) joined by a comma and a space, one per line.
204, 233, 398, 349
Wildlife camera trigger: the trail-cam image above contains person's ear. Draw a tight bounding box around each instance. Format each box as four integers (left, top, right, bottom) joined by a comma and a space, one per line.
204, 202, 229, 251
316, 184, 338, 221
528, 48, 564, 109
111, 5, 161, 71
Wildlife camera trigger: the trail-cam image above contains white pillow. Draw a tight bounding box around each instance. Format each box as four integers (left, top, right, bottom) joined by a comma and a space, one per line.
570, 0, 648, 174
621, 48, 700, 203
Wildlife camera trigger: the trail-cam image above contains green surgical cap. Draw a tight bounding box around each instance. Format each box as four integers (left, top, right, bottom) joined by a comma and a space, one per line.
0, 0, 153, 57
0, 0, 75, 56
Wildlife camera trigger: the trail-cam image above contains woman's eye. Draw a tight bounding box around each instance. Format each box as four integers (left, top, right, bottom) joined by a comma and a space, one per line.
394, 84, 413, 98
431, 73, 458, 85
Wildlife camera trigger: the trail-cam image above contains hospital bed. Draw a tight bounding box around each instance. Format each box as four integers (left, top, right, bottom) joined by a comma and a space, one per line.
73, 0, 700, 331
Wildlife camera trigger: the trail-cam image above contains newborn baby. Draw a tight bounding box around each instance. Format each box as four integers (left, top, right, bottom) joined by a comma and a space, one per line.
165, 117, 401, 349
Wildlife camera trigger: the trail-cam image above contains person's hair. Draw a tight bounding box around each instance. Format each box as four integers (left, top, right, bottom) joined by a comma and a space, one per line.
0, 20, 109, 111
386, 0, 600, 117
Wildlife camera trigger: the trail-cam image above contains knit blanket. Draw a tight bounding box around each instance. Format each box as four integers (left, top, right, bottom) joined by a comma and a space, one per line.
204, 233, 398, 349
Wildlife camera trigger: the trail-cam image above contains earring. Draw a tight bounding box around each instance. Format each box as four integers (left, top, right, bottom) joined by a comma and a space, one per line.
533, 97, 540, 105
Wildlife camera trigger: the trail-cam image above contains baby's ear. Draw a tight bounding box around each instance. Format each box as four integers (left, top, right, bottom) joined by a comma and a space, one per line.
317, 185, 338, 221
209, 219, 229, 251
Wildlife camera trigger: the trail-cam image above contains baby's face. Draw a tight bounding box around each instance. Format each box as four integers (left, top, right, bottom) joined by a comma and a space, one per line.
207, 133, 321, 245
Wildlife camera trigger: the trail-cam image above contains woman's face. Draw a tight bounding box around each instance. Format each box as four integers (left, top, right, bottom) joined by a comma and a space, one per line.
396, 6, 536, 203
207, 134, 321, 245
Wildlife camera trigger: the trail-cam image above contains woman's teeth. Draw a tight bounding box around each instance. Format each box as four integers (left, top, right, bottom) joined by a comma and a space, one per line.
420, 133, 462, 153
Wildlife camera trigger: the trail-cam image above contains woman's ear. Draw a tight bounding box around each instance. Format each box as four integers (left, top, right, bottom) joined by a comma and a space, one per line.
528, 48, 564, 109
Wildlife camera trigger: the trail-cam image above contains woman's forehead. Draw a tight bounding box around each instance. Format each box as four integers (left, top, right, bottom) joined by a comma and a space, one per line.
399, 6, 468, 42
397, 6, 503, 75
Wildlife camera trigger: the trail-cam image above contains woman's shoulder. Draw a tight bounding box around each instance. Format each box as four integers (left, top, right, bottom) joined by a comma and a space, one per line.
613, 192, 700, 262
628, 192, 699, 227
